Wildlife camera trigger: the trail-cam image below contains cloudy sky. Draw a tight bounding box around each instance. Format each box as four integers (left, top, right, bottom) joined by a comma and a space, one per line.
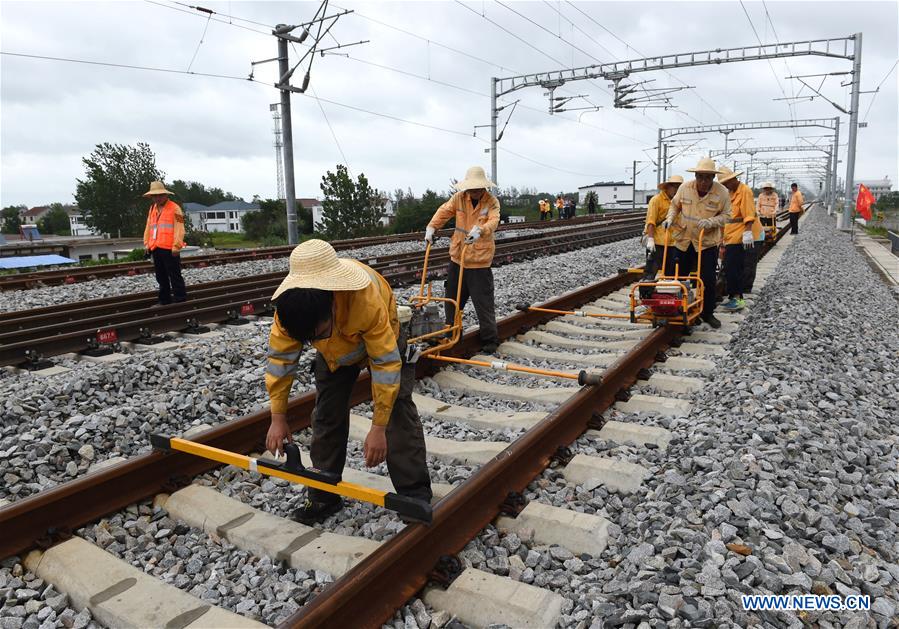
1, 0, 896, 207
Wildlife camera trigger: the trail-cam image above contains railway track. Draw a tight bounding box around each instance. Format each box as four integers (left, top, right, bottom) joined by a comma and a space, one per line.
1, 211, 803, 627
0, 217, 645, 368
0, 212, 641, 292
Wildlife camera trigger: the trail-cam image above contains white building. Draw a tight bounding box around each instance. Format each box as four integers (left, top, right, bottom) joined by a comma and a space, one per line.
856, 177, 893, 202
306, 198, 394, 231
578, 181, 634, 207
67, 208, 101, 236
183, 201, 259, 233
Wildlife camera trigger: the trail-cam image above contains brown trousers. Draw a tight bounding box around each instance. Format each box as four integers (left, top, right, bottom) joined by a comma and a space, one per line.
307, 336, 432, 504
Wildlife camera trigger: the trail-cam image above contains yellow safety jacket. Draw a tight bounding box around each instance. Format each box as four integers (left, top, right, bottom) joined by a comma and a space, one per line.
265, 262, 401, 426
789, 190, 805, 213
428, 191, 501, 268
644, 191, 672, 245
666, 180, 732, 252
757, 192, 779, 218
723, 183, 757, 245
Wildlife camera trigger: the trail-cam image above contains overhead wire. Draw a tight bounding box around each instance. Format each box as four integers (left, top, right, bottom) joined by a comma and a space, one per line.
862, 59, 898, 122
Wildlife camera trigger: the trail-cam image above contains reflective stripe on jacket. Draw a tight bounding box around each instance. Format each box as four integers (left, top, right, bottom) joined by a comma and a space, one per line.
427, 191, 501, 268
143, 199, 185, 252
644, 191, 672, 245
757, 192, 779, 218
665, 180, 732, 252
265, 261, 402, 426
723, 183, 757, 245
789, 190, 805, 213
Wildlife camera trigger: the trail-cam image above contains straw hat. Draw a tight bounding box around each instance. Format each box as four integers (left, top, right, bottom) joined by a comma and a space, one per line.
716, 166, 744, 184
271, 239, 371, 300
760, 181, 775, 189
686, 157, 721, 174
454, 166, 496, 192
657, 174, 684, 190
142, 181, 174, 197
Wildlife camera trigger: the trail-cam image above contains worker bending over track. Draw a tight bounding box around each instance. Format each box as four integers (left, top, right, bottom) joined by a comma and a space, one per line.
643, 174, 683, 277
264, 240, 432, 524
718, 167, 758, 311
663, 157, 732, 329
425, 166, 501, 354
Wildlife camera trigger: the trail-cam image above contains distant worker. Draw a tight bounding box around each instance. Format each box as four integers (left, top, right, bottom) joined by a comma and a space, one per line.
788, 183, 804, 234
663, 157, 732, 329
756, 181, 779, 238
563, 197, 574, 219
717, 167, 757, 311
588, 195, 597, 215
142, 181, 187, 305
555, 196, 564, 220
643, 174, 683, 277
264, 240, 432, 523
538, 199, 549, 221
425, 166, 501, 353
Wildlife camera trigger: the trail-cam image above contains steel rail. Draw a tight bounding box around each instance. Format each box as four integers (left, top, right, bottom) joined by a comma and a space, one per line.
0, 213, 640, 291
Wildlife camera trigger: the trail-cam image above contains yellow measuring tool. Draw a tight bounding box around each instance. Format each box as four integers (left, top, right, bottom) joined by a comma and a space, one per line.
150, 435, 432, 523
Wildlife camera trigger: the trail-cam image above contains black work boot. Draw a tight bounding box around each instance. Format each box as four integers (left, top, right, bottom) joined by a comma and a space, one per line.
702, 314, 722, 329
481, 342, 499, 354
293, 497, 343, 525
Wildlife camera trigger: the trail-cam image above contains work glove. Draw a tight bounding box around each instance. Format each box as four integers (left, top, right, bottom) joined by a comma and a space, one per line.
697, 218, 716, 230
662, 211, 675, 229
465, 225, 482, 243
742, 230, 754, 250
643, 236, 655, 252
424, 226, 435, 243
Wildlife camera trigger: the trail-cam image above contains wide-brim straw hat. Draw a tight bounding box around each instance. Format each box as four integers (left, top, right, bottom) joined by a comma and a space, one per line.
455, 166, 496, 192
716, 166, 744, 184
760, 181, 776, 189
271, 239, 371, 300
686, 157, 722, 174
657, 174, 684, 190
142, 181, 174, 197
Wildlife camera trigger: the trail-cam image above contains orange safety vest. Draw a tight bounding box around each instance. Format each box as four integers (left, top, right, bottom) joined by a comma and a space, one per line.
145, 199, 181, 251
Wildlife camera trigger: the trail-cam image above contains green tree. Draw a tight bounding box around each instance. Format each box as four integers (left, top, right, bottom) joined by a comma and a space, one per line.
393, 189, 447, 234
37, 203, 72, 235
74, 142, 163, 237
318, 164, 385, 240
875, 191, 899, 211
169, 180, 242, 206
1, 205, 26, 234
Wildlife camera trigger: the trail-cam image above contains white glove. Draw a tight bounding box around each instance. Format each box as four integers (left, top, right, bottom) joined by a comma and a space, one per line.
466, 225, 482, 242
662, 214, 674, 229
643, 236, 655, 252
697, 218, 715, 230
424, 226, 435, 243
742, 230, 754, 249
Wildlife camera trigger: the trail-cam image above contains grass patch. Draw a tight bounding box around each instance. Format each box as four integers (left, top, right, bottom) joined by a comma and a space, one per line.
209, 232, 261, 249
864, 225, 889, 238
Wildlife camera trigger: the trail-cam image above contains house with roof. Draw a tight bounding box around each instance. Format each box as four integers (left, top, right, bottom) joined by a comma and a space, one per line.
21, 206, 51, 225
856, 177, 893, 202
578, 181, 634, 207
181, 200, 259, 233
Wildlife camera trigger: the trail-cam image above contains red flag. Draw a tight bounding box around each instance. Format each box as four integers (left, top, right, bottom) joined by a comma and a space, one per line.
856, 183, 875, 220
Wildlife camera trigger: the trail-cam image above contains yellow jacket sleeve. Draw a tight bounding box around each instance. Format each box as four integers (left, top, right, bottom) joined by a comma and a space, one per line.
479, 195, 501, 239
666, 188, 683, 223
265, 313, 303, 414
741, 186, 756, 226
173, 206, 186, 252
645, 196, 659, 234
428, 195, 458, 230
358, 303, 402, 426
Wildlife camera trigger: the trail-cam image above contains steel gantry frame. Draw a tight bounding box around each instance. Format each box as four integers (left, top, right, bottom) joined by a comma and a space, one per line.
487, 33, 860, 227
657, 118, 841, 213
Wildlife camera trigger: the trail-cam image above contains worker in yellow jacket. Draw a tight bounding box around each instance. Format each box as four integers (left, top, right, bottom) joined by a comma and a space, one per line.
662, 157, 732, 329
643, 174, 683, 276
717, 167, 757, 311
426, 166, 501, 353
788, 183, 804, 234
756, 181, 779, 236
264, 239, 431, 523
538, 199, 549, 221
